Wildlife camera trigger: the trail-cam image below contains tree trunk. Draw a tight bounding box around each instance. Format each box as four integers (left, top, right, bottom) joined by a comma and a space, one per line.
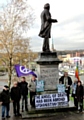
8, 56, 12, 88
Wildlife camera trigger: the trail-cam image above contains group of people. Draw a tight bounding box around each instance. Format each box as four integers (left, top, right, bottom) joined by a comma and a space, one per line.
0, 71, 84, 119
59, 71, 84, 113
0, 75, 37, 119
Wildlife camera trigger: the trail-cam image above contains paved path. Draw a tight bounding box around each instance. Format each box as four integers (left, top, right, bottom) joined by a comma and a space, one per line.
0, 102, 84, 120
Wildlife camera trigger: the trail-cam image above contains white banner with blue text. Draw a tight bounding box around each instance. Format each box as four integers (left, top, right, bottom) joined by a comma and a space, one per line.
35, 93, 68, 109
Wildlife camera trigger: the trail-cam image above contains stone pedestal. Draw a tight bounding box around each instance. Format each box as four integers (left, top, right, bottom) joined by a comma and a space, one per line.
35, 52, 62, 91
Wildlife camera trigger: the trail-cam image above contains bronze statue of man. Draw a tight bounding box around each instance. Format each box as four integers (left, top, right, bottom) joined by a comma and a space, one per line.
38, 3, 58, 52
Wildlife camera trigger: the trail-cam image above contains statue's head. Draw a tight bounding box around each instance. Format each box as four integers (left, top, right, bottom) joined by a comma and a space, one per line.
44, 3, 50, 10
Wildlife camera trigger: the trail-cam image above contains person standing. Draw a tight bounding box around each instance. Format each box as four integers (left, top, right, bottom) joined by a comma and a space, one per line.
10, 81, 21, 116
72, 79, 78, 108
38, 3, 58, 52
75, 81, 83, 113
19, 77, 28, 112
29, 75, 37, 108
59, 72, 72, 102
0, 85, 10, 119
83, 84, 84, 112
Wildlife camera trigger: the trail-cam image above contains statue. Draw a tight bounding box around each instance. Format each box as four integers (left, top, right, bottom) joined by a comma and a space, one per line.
38, 3, 58, 52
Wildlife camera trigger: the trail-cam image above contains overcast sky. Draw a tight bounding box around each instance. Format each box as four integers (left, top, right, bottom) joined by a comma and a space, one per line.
1, 0, 84, 52
28, 0, 84, 52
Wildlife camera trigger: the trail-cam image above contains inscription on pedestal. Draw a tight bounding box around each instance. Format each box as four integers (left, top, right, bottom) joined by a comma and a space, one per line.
35, 52, 62, 91
39, 65, 59, 90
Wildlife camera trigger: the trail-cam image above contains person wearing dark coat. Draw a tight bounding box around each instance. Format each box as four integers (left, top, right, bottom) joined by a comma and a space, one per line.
75, 81, 83, 112
0, 85, 10, 119
19, 77, 28, 112
83, 85, 84, 111
10, 81, 21, 116
38, 3, 58, 52
59, 72, 72, 102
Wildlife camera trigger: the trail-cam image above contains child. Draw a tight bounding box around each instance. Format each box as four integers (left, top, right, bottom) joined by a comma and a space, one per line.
0, 85, 10, 119
75, 81, 83, 113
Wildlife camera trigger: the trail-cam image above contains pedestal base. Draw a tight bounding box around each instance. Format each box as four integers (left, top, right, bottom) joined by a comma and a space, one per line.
35, 52, 62, 91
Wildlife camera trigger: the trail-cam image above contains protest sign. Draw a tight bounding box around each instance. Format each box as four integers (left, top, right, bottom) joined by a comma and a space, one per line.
35, 93, 68, 109
57, 84, 65, 93
36, 80, 44, 92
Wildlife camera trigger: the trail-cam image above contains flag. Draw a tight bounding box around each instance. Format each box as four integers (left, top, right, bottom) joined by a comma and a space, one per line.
75, 61, 80, 81
14, 64, 37, 77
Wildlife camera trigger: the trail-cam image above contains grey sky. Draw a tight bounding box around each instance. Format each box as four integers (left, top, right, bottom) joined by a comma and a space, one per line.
1, 0, 84, 52
27, 0, 84, 52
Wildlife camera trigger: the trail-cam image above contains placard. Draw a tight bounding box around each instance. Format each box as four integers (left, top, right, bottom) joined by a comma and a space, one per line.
57, 84, 65, 93
36, 80, 44, 92
35, 93, 68, 109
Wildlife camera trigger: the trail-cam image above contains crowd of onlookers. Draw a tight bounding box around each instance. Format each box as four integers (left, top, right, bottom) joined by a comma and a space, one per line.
0, 72, 84, 119
0, 75, 37, 120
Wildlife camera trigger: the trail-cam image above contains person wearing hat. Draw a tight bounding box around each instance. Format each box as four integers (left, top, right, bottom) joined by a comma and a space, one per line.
38, 3, 58, 52
29, 74, 37, 108
0, 85, 10, 119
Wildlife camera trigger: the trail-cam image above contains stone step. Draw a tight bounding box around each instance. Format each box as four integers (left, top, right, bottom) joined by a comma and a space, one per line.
22, 102, 76, 119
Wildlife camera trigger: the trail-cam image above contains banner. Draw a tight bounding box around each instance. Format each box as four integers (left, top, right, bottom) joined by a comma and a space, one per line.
75, 61, 80, 81
14, 64, 37, 77
35, 93, 68, 109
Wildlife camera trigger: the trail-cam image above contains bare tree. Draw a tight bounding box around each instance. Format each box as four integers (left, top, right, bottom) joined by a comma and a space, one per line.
0, 0, 34, 87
